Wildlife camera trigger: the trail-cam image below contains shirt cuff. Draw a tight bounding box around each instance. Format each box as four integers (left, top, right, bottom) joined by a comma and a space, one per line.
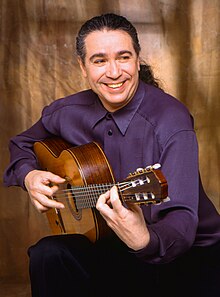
15, 162, 39, 190
129, 227, 159, 260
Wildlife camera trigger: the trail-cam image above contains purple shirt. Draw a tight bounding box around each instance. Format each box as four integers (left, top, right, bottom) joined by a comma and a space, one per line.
3, 80, 220, 263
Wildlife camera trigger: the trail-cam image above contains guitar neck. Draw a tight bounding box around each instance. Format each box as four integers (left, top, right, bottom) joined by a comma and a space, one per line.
63, 166, 168, 209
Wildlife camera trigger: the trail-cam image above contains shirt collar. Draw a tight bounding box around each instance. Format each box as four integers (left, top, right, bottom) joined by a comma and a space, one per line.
91, 81, 145, 135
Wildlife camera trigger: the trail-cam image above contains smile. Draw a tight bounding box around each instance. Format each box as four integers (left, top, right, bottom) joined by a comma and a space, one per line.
105, 82, 124, 89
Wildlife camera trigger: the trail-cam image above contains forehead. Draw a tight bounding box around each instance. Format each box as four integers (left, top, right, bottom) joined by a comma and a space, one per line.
84, 30, 135, 57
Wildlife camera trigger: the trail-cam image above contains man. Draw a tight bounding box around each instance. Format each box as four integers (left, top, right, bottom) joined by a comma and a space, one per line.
3, 13, 220, 297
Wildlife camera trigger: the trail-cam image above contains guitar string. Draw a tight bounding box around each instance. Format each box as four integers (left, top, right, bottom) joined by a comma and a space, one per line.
53, 179, 149, 198
62, 181, 135, 191
53, 178, 155, 209
66, 178, 148, 193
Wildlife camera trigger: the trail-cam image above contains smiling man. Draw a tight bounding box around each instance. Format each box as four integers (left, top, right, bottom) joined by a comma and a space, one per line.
78, 29, 140, 112
3, 13, 220, 297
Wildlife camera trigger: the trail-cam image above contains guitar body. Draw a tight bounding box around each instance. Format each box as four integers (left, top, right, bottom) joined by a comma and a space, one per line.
34, 138, 115, 242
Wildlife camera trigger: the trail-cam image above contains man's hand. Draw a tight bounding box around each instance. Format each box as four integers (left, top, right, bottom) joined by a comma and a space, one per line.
24, 170, 66, 213
96, 186, 150, 251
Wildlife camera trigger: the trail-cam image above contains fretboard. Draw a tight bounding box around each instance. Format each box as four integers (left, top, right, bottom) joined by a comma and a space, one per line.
72, 183, 114, 209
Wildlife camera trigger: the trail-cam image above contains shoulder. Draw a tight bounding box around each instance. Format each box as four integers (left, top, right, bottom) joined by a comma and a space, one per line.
42, 89, 97, 116
140, 83, 190, 118
138, 83, 195, 144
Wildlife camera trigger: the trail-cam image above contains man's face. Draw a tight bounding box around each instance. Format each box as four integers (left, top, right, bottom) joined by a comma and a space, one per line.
79, 30, 140, 112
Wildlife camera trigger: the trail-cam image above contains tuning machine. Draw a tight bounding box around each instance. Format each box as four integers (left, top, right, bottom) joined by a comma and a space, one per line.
128, 163, 162, 176
145, 163, 161, 170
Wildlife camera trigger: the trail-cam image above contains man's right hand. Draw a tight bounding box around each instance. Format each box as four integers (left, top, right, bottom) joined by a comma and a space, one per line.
24, 170, 66, 213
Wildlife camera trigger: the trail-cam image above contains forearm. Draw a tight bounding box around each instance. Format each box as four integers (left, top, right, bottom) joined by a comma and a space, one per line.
133, 208, 198, 264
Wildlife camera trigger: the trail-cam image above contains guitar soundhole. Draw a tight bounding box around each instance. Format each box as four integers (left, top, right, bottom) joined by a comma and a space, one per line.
66, 183, 82, 221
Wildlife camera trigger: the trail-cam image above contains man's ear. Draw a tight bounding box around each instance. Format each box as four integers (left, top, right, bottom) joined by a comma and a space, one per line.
138, 57, 141, 71
78, 57, 87, 78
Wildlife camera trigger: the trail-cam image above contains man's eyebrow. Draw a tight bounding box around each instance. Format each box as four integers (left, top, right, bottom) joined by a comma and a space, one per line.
117, 50, 133, 56
89, 50, 133, 62
89, 53, 106, 62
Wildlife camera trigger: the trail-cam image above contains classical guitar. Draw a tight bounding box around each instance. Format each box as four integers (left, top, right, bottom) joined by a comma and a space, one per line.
34, 137, 169, 242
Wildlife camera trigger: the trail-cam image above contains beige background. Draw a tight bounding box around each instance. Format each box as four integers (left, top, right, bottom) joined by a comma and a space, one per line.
0, 1, 219, 296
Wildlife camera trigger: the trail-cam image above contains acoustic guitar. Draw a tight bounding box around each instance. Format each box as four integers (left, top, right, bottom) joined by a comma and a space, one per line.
34, 137, 169, 242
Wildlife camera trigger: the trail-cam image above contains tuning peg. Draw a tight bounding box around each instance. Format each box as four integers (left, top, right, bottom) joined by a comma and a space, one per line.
145, 163, 161, 171
136, 167, 144, 172
152, 163, 161, 169
145, 165, 152, 170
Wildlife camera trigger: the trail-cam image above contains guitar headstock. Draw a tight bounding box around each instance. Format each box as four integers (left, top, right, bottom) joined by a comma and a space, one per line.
119, 164, 169, 205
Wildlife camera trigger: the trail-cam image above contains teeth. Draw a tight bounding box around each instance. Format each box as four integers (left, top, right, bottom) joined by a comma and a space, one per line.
107, 82, 123, 88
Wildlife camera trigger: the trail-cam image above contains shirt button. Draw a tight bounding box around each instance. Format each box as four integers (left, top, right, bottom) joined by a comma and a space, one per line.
106, 113, 112, 120
108, 129, 113, 136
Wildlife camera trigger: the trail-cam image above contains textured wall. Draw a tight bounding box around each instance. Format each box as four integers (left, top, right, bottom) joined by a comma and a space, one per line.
0, 0, 219, 291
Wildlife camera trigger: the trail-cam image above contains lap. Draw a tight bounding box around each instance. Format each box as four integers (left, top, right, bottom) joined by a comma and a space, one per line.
28, 235, 220, 297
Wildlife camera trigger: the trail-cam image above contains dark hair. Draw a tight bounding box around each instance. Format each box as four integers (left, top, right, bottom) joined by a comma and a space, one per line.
76, 13, 160, 88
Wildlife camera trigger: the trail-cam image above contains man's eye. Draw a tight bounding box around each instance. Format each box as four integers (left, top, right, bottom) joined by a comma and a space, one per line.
93, 59, 106, 65
119, 56, 130, 62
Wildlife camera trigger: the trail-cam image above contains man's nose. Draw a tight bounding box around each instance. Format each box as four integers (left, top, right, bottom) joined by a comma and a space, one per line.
106, 61, 122, 78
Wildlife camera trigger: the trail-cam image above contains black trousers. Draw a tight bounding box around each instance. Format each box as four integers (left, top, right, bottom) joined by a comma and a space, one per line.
28, 234, 220, 297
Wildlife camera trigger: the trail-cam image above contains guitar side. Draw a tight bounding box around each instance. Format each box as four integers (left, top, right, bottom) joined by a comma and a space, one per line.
34, 137, 115, 242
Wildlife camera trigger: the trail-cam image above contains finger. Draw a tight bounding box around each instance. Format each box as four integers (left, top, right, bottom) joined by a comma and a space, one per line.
37, 183, 59, 197
31, 192, 64, 210
31, 178, 63, 197
109, 186, 122, 211
96, 190, 109, 206
40, 172, 66, 185
96, 190, 111, 213
32, 199, 50, 213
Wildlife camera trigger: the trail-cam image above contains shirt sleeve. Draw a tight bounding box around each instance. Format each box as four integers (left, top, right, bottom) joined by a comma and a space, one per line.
3, 119, 55, 189
132, 130, 200, 264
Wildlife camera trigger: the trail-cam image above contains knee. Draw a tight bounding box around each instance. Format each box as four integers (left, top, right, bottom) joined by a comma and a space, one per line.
28, 234, 92, 262
28, 235, 65, 262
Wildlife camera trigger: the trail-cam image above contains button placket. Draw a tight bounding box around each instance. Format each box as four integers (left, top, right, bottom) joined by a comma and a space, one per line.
106, 113, 113, 136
